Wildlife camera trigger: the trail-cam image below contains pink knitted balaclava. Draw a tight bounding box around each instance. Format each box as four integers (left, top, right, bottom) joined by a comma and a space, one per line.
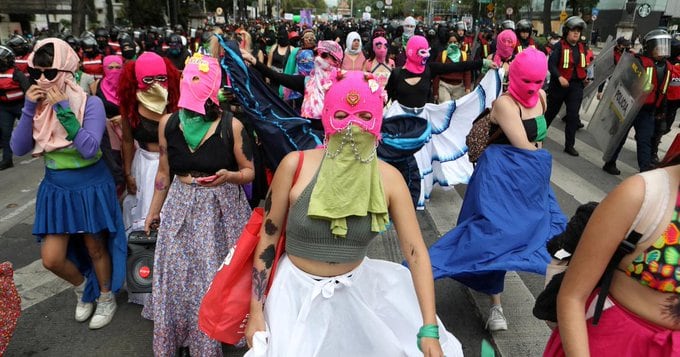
508, 48, 547, 108
405, 35, 430, 74
321, 71, 384, 139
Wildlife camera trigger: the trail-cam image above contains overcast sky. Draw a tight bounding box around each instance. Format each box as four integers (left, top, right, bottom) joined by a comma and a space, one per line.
326, 0, 338, 7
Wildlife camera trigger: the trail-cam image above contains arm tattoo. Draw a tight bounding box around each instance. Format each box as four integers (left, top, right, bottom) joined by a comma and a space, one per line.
252, 267, 268, 301
259, 244, 276, 269
240, 127, 254, 161
663, 295, 680, 324
264, 191, 273, 214
154, 179, 167, 191
264, 219, 279, 236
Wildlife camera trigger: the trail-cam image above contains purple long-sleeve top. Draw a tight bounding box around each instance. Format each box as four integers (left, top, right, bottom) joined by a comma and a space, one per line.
11, 97, 106, 160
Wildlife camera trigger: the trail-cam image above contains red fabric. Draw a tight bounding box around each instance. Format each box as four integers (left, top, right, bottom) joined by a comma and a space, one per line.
666, 64, 680, 101
198, 152, 304, 345
556, 40, 588, 81
0, 262, 21, 356
544, 293, 680, 357
0, 68, 24, 102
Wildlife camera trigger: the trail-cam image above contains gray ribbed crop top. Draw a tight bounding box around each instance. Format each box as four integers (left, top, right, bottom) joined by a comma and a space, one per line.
286, 170, 380, 263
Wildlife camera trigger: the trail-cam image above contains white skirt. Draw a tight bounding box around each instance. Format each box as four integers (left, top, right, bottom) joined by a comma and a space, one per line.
245, 256, 464, 357
122, 148, 160, 233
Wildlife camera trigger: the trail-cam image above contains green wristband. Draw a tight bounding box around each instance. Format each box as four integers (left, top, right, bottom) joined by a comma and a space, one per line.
416, 324, 440, 352
55, 105, 81, 141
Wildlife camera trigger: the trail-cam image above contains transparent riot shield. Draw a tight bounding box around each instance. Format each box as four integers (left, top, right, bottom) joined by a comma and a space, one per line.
586, 52, 651, 162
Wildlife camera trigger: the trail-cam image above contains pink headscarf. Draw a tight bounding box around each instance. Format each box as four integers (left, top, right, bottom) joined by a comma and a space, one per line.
493, 30, 517, 66
508, 48, 547, 108
28, 38, 87, 154
101, 55, 123, 106
405, 35, 430, 74
373, 37, 388, 63
321, 71, 384, 139
134, 52, 168, 90
300, 41, 342, 119
178, 53, 221, 115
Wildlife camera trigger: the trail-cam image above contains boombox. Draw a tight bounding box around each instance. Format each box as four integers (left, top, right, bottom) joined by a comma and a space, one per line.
126, 230, 157, 293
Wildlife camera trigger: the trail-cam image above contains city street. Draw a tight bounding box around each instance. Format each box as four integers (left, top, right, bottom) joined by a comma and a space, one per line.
2, 108, 678, 356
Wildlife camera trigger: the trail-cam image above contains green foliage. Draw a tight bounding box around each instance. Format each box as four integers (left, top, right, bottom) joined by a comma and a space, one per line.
120, 0, 167, 26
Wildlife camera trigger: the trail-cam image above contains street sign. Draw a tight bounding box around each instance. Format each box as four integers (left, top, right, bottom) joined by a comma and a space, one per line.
487, 11, 494, 18
591, 8, 599, 17
376, 1, 384, 9
385, 5, 392, 9
365, 5, 371, 12
506, 7, 513, 16
385, 0, 392, 5
560, 11, 568, 22
479, 0, 492, 4
592, 15, 597, 21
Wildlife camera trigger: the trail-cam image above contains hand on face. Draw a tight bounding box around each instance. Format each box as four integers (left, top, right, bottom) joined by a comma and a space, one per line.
25, 85, 46, 103
46, 87, 68, 105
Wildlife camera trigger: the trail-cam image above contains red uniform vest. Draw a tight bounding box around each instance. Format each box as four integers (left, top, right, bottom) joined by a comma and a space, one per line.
14, 54, 29, 74
515, 38, 536, 54
557, 40, 588, 80
82, 54, 104, 79
639, 55, 672, 106
667, 64, 680, 101
0, 68, 24, 102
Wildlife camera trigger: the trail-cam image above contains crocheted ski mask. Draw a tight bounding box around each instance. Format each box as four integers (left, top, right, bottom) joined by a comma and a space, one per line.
405, 35, 430, 74
508, 47, 547, 108
177, 53, 221, 115
321, 72, 384, 139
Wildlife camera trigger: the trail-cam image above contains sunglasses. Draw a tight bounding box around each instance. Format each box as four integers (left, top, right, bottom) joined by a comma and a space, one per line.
28, 67, 72, 81
141, 75, 168, 84
318, 52, 338, 62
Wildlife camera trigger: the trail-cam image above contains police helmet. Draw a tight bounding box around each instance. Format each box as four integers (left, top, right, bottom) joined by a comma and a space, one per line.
64, 35, 81, 52
81, 36, 98, 51
0, 46, 16, 71
7, 35, 30, 56
562, 16, 586, 38
455, 21, 466, 32
500, 20, 515, 31
643, 29, 672, 58
516, 19, 532, 33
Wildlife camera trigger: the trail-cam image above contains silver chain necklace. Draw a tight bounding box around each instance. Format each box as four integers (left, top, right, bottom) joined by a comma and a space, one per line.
324, 128, 377, 163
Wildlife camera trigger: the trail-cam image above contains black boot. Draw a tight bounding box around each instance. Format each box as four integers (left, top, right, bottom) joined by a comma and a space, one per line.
564, 146, 579, 157
602, 162, 621, 175
0, 160, 13, 170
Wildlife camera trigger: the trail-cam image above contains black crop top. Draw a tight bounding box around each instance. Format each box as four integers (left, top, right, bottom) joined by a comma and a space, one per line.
95, 82, 120, 118
165, 111, 238, 176
490, 95, 547, 145
131, 115, 160, 150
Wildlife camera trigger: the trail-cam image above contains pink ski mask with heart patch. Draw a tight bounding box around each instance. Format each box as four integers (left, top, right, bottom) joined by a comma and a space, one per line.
321, 71, 384, 139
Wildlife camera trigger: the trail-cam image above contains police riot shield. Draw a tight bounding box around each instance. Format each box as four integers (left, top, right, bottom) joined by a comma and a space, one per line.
586, 52, 651, 162
579, 36, 617, 118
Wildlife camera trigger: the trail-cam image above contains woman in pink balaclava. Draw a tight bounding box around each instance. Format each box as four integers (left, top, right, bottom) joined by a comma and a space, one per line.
244, 71, 465, 356
363, 36, 395, 96
385, 35, 494, 109
488, 29, 518, 91
428, 48, 567, 334
143, 53, 253, 357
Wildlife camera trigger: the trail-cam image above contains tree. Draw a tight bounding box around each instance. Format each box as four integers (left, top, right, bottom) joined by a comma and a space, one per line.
120, 0, 167, 27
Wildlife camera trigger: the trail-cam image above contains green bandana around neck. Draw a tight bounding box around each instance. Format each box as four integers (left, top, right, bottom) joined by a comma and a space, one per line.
308, 125, 389, 238
178, 109, 213, 151
447, 44, 461, 63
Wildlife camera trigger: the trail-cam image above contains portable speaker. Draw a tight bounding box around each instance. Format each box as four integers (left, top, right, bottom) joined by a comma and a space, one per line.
126, 230, 157, 293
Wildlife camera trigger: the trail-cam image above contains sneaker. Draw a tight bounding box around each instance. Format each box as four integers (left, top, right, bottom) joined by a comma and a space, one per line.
74, 281, 93, 322
0, 160, 13, 171
486, 305, 508, 331
88, 292, 117, 329
563, 146, 579, 157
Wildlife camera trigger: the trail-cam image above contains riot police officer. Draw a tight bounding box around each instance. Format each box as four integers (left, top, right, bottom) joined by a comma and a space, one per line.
603, 29, 673, 174
0, 46, 29, 170
515, 19, 536, 54
545, 16, 589, 157
6, 35, 30, 74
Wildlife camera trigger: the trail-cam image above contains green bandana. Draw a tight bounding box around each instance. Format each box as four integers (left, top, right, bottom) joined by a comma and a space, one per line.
446, 43, 461, 63
308, 125, 389, 238
178, 109, 213, 151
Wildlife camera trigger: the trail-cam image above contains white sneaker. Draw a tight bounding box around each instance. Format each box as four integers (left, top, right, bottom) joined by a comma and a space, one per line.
88, 292, 117, 329
486, 305, 508, 331
74, 282, 93, 322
